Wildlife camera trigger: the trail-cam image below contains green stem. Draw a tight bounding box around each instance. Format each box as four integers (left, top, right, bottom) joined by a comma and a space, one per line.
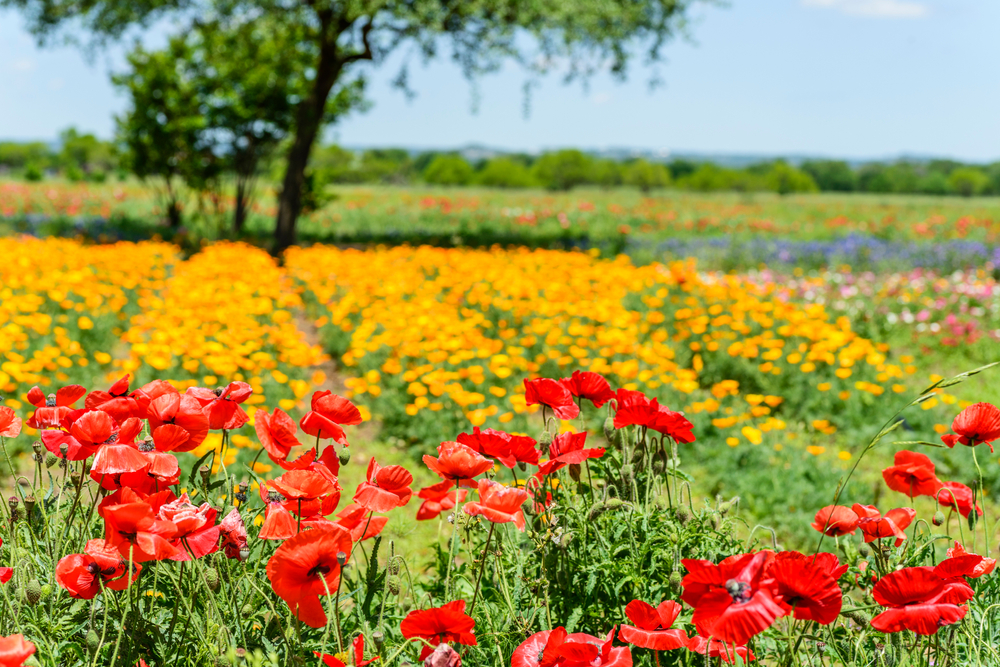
469, 522, 495, 615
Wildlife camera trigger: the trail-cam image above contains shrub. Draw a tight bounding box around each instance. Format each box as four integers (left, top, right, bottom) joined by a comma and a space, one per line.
948, 168, 990, 197
764, 161, 819, 195
422, 155, 475, 186
531, 150, 594, 191
622, 159, 671, 193
476, 158, 536, 189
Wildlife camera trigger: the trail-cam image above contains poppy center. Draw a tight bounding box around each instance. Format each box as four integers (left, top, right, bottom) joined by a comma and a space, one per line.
308, 564, 332, 579
45, 396, 57, 407
725, 579, 752, 604
86, 562, 102, 575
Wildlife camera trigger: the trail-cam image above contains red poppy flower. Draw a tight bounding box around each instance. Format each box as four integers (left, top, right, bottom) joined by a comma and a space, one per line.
85, 375, 142, 423
267, 525, 353, 628
336, 504, 388, 542
524, 378, 580, 420
0, 408, 20, 439
400, 600, 478, 660
942, 402, 1000, 452
870, 567, 973, 635
254, 408, 318, 470
268, 469, 341, 517
416, 480, 468, 521
536, 432, 605, 476
219, 509, 248, 560
464, 479, 529, 531
811, 505, 859, 536
300, 392, 361, 445
681, 552, 787, 645
90, 419, 150, 489
685, 635, 755, 664
354, 458, 413, 513
776, 551, 848, 581
936, 481, 981, 518
70, 409, 117, 448
158, 493, 219, 561
511, 627, 631, 667
618, 599, 688, 650
611, 389, 695, 443
129, 380, 178, 419
103, 500, 179, 562
116, 442, 181, 493
55, 539, 141, 599
423, 441, 493, 486
852, 504, 915, 546
946, 542, 996, 578
0, 635, 35, 667
933, 555, 986, 584
314, 635, 378, 667
259, 500, 299, 541
26, 384, 86, 429
186, 381, 253, 430
560, 371, 615, 408
146, 393, 209, 453
456, 427, 539, 468
760, 556, 842, 625
881, 450, 942, 498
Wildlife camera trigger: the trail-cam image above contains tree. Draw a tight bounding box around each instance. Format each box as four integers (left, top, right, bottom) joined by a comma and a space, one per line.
422, 154, 473, 185
113, 40, 207, 228
948, 168, 989, 197
58, 128, 117, 181
622, 159, 670, 192
764, 161, 818, 195
4, 0, 705, 251
800, 160, 857, 192
532, 150, 594, 191
476, 157, 536, 188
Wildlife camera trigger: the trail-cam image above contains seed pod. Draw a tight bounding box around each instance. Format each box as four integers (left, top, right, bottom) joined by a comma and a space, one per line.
31, 442, 42, 463
603, 417, 616, 442
199, 465, 211, 484
204, 567, 220, 591
675, 506, 692, 525
23, 495, 35, 516
60, 442, 70, 458
25, 579, 41, 606
373, 631, 385, 647
932, 511, 945, 526
337, 551, 347, 566
85, 630, 100, 653
339, 449, 351, 466
238, 547, 250, 561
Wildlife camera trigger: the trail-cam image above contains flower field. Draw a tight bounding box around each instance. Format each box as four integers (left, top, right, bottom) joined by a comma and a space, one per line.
0, 226, 998, 665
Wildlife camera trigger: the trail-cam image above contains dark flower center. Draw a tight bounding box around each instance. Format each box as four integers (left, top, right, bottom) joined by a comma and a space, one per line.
45, 395, 57, 407
104, 433, 118, 445
86, 562, 102, 575
308, 564, 332, 579
725, 579, 752, 604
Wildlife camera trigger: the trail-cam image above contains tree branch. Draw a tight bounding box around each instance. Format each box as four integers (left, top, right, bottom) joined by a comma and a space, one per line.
341, 18, 374, 65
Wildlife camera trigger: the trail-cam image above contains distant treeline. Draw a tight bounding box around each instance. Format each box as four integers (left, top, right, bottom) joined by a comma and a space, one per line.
3, 132, 1000, 198
311, 147, 1000, 196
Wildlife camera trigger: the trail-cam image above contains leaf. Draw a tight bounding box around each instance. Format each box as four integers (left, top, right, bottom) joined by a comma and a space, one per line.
186, 449, 215, 487
565, 606, 583, 633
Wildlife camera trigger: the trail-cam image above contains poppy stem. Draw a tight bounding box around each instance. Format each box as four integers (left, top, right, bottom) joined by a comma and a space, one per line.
469, 522, 495, 615
654, 652, 661, 667
107, 544, 133, 667
315, 432, 321, 457
972, 447, 990, 555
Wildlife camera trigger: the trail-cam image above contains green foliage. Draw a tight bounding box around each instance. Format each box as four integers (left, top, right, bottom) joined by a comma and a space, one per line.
801, 160, 858, 192
949, 168, 990, 197
532, 150, 595, 191
422, 155, 474, 186
476, 158, 537, 189
622, 159, 670, 193
765, 161, 819, 195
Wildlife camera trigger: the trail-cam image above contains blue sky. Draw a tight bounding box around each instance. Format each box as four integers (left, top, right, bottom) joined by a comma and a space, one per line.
1, 0, 997, 161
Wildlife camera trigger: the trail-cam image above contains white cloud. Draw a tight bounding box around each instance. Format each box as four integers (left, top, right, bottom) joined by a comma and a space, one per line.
11, 58, 35, 73
802, 0, 928, 18
591, 92, 612, 105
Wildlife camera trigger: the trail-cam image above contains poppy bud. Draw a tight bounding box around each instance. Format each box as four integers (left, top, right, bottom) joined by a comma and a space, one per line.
568, 464, 581, 482
538, 431, 553, 447
651, 456, 665, 475
373, 631, 385, 647
40, 584, 51, 599
387, 576, 400, 595
389, 559, 400, 576
86, 630, 100, 653
24, 579, 40, 606
630, 447, 644, 466
603, 417, 616, 442
204, 567, 220, 591
842, 609, 870, 626
668, 571, 682, 590
675, 506, 692, 525
858, 543, 870, 557
199, 465, 211, 484
932, 511, 945, 526
423, 643, 461, 667
337, 551, 347, 566
241, 604, 253, 617
718, 497, 739, 516
339, 449, 351, 466
45, 452, 58, 468
587, 505, 609, 521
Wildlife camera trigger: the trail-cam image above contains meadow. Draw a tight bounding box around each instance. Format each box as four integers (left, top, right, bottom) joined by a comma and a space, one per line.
0, 181, 999, 665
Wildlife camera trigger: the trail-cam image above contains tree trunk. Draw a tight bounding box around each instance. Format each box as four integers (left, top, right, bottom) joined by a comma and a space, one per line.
274, 52, 343, 254
234, 178, 247, 234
